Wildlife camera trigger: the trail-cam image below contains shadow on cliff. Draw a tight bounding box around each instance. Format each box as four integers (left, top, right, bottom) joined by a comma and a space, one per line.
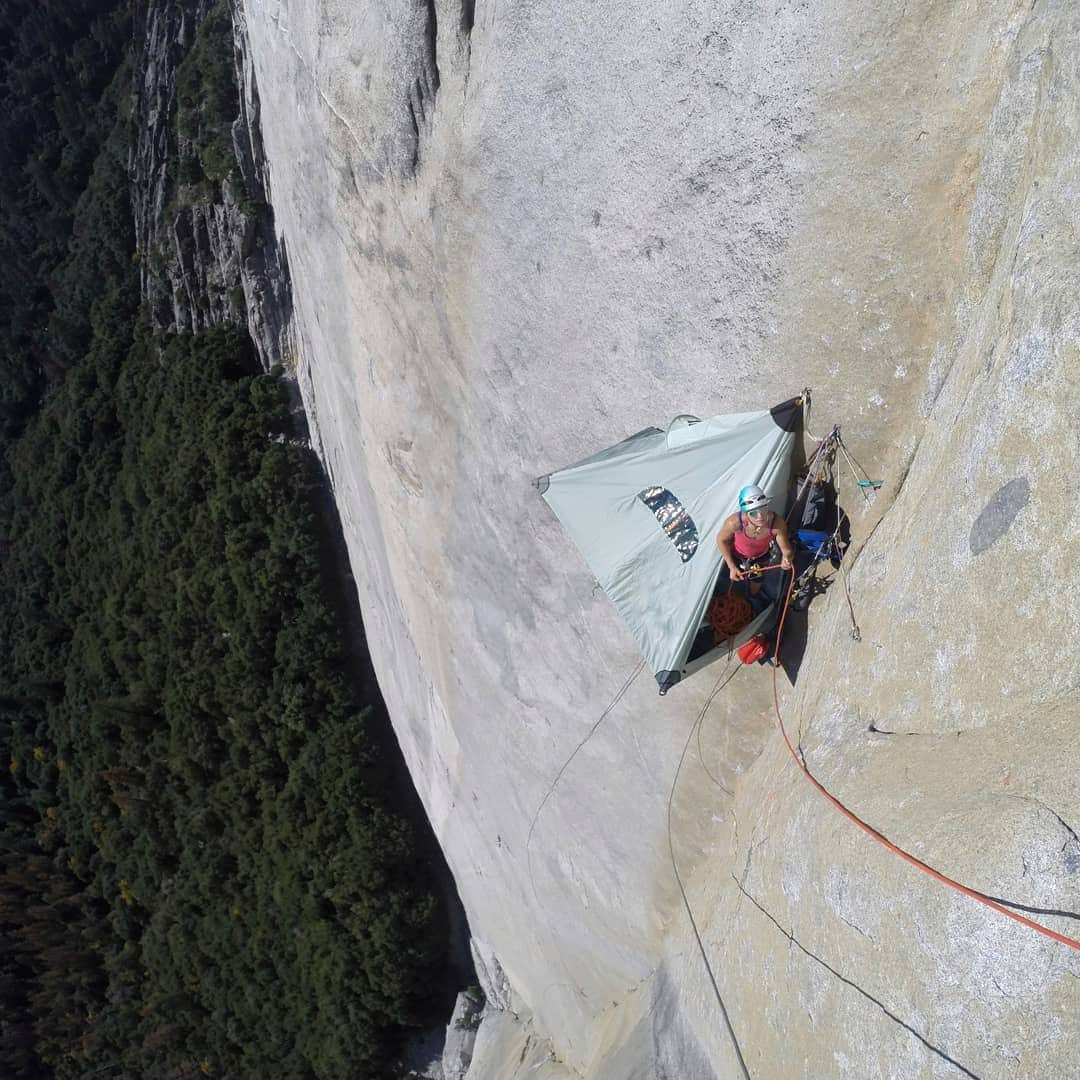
776, 606, 810, 685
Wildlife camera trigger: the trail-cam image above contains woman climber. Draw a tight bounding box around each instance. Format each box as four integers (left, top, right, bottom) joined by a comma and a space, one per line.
716, 484, 795, 603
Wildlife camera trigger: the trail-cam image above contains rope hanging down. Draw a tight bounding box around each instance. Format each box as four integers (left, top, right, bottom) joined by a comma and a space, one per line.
830, 441, 861, 641
666, 659, 751, 1080
525, 660, 646, 902
768, 571, 1080, 953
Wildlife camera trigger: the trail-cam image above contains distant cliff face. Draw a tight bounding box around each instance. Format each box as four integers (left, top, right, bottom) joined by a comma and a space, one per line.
240, 0, 1080, 1076
131, 0, 293, 372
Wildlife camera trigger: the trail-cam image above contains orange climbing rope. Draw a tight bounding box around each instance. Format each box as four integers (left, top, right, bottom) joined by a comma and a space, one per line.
767, 566, 1080, 953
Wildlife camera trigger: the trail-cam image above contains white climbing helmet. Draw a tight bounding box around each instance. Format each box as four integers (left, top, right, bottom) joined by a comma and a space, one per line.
738, 484, 771, 513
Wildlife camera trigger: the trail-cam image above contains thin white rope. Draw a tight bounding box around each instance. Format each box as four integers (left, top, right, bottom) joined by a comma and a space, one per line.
787, 433, 832, 526
833, 447, 862, 640
665, 658, 751, 1079
837, 437, 877, 511
525, 660, 646, 902
802, 390, 824, 443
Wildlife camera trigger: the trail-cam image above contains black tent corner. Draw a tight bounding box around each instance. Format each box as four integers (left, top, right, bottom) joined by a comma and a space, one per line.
657, 669, 681, 696
769, 396, 803, 433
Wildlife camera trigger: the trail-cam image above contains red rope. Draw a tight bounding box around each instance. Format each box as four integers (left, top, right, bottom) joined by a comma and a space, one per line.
768, 568, 1080, 953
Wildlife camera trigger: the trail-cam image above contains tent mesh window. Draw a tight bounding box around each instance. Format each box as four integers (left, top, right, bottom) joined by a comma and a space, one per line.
637, 486, 699, 563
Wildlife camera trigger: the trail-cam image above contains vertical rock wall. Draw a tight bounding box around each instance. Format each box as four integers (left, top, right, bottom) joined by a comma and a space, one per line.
239, 0, 1079, 1075
131, 0, 294, 372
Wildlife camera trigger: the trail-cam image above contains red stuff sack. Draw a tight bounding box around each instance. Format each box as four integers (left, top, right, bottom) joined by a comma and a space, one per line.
737, 634, 769, 665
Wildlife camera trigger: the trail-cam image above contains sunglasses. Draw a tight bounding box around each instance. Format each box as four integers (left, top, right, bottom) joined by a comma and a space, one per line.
745, 507, 771, 517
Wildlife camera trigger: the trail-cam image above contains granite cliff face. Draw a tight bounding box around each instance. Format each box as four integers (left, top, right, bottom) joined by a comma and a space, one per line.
131, 0, 293, 372
239, 1, 1080, 1075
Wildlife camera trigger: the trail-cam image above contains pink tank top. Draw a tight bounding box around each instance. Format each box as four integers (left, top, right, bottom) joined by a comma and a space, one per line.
733, 511, 775, 558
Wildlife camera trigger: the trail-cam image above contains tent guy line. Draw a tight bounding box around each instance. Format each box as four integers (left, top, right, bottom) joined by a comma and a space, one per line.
524, 660, 646, 905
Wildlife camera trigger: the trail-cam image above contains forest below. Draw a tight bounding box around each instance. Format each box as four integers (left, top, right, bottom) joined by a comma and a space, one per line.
1, 2, 457, 1076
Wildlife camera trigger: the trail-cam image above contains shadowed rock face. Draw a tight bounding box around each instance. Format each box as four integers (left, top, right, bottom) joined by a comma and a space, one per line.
970, 477, 1031, 556
240, 0, 1080, 1075
131, 0, 295, 372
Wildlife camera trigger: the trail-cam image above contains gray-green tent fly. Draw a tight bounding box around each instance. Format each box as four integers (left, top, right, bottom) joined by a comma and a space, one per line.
536, 396, 803, 695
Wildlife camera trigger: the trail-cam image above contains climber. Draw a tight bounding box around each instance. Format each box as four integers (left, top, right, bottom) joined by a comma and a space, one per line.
716, 484, 795, 606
